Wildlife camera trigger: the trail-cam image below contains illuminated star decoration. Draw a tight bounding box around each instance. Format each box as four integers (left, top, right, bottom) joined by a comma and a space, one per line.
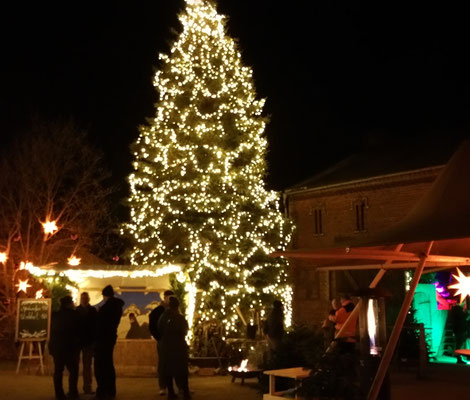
449, 268, 470, 304
16, 279, 32, 294
35, 289, 44, 299
42, 219, 58, 235
68, 256, 81, 266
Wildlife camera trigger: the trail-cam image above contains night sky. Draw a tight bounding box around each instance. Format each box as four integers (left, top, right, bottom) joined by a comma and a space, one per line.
2, 0, 469, 198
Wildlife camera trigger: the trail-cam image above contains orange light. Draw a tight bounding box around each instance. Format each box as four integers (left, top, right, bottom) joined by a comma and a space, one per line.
16, 279, 32, 293
0, 252, 7, 263
42, 220, 58, 235
35, 289, 43, 299
449, 268, 470, 304
19, 261, 33, 270
67, 256, 81, 266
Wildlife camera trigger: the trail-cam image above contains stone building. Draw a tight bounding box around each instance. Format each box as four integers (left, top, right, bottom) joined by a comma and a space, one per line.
284, 144, 458, 327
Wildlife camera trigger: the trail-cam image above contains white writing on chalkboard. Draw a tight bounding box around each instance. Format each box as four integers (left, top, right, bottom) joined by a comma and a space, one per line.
16, 299, 51, 341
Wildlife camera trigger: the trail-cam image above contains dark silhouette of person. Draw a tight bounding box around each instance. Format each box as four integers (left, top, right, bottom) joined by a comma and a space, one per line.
126, 313, 142, 339
149, 289, 174, 395
49, 295, 80, 400
449, 304, 468, 363
157, 296, 190, 400
94, 285, 124, 400
263, 300, 285, 350
76, 291, 97, 394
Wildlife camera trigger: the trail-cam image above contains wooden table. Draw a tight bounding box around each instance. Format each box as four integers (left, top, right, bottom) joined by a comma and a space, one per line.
263, 367, 311, 400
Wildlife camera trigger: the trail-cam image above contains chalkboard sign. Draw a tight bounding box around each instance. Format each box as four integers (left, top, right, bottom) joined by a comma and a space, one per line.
16, 298, 51, 341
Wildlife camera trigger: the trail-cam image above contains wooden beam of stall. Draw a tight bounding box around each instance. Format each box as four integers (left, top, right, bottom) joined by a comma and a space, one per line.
333, 245, 403, 343
272, 249, 420, 261
316, 260, 470, 272
334, 270, 385, 340
272, 249, 470, 265
367, 241, 434, 400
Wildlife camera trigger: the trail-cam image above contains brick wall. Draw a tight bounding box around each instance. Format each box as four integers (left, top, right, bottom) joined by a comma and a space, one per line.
286, 167, 443, 327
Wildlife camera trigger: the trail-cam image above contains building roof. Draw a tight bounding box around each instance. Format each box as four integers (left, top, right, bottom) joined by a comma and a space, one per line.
275, 141, 470, 266
287, 140, 460, 192
342, 140, 470, 247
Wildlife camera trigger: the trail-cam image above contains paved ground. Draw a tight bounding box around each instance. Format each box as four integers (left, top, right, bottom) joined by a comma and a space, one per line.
2, 361, 470, 399
391, 363, 470, 399
0, 362, 261, 400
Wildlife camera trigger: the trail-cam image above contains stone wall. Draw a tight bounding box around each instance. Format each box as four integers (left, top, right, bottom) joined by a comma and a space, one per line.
286, 167, 442, 327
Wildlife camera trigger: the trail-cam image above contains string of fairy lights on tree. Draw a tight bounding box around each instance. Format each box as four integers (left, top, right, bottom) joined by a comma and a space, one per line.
123, 0, 294, 334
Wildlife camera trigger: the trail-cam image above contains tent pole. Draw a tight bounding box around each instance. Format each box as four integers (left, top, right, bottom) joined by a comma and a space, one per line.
367, 241, 433, 400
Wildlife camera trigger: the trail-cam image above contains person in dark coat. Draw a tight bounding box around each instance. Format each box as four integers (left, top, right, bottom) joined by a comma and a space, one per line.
157, 296, 190, 400
263, 300, 285, 350
49, 295, 80, 400
149, 289, 174, 395
94, 285, 124, 400
76, 291, 97, 394
449, 304, 468, 363
125, 313, 142, 339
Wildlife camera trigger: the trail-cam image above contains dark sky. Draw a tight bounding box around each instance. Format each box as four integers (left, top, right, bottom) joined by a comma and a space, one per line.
2, 0, 470, 197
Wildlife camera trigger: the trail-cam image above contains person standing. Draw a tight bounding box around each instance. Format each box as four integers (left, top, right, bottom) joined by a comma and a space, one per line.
149, 289, 174, 395
157, 296, 190, 400
49, 295, 80, 400
334, 294, 357, 354
449, 304, 468, 363
322, 298, 340, 349
94, 285, 124, 400
263, 300, 285, 350
76, 292, 97, 395
126, 313, 142, 339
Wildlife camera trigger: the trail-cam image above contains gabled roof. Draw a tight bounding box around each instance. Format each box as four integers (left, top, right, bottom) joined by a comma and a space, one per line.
287, 140, 459, 192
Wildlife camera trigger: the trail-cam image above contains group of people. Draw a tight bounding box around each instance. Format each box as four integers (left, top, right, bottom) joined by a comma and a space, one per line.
50, 285, 190, 400
49, 285, 124, 400
322, 294, 357, 353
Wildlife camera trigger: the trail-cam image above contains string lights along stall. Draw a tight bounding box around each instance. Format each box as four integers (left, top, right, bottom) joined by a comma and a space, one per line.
273, 141, 470, 400
24, 263, 184, 375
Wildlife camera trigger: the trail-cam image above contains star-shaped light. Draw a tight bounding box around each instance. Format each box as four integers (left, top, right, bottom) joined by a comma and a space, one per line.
0, 252, 7, 263
35, 289, 43, 299
68, 256, 81, 266
16, 279, 32, 293
42, 219, 58, 235
449, 268, 470, 304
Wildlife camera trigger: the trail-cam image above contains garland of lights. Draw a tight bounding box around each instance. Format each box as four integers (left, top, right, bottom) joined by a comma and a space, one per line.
123, 0, 293, 335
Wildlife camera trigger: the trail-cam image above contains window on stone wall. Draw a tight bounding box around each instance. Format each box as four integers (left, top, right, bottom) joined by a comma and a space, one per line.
310, 205, 325, 236
354, 199, 367, 232
313, 208, 323, 235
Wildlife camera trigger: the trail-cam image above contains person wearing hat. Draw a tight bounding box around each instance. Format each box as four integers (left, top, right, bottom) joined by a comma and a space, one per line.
94, 285, 124, 400
49, 295, 80, 400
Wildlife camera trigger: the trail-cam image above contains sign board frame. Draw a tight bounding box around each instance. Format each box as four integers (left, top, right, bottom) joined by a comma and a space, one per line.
15, 298, 52, 342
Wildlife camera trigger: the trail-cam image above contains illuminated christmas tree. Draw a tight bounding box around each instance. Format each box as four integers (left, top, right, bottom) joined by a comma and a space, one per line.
125, 0, 293, 334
